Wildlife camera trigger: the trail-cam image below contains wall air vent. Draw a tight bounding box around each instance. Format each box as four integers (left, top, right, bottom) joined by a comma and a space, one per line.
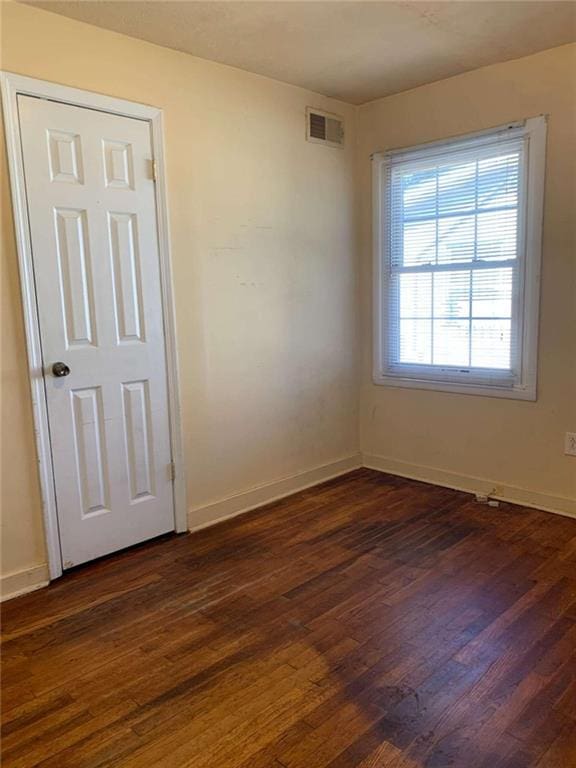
306, 107, 344, 148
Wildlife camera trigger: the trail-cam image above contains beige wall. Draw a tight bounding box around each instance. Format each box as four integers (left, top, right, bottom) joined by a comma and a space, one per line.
1, 106, 47, 577
0, 1, 359, 585
1, 1, 574, 593
359, 44, 576, 508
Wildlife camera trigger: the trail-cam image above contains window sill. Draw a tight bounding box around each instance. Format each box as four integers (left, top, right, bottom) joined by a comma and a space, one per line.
372, 372, 536, 401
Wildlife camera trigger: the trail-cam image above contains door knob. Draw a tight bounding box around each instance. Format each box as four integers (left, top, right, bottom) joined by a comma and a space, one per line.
52, 362, 71, 377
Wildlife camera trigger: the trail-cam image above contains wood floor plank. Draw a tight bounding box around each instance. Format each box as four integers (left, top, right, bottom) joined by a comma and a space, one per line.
2, 469, 575, 767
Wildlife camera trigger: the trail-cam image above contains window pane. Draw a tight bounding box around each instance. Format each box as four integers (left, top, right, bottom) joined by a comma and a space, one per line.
434, 271, 470, 318
438, 161, 476, 214
477, 209, 517, 260
399, 319, 431, 364
384, 131, 531, 384
433, 319, 469, 366
471, 320, 511, 368
478, 153, 520, 210
399, 273, 431, 317
403, 220, 436, 266
402, 168, 437, 219
472, 268, 513, 318
437, 215, 475, 263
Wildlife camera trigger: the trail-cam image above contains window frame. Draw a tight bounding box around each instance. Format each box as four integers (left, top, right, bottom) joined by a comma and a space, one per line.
372, 116, 547, 400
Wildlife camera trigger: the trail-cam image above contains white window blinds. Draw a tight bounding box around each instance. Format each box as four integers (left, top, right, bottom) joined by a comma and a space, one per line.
380, 127, 529, 388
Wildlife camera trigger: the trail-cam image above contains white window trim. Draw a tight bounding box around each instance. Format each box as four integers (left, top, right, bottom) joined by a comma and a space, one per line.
372, 116, 547, 400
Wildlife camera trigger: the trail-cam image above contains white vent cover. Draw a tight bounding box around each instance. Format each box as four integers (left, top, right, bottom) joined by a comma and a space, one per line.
306, 107, 344, 148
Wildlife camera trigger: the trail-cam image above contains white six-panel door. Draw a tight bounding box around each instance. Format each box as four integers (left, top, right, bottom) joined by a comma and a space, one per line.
18, 95, 175, 568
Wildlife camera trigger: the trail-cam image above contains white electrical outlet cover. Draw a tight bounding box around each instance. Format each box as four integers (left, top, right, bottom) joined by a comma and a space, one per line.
565, 432, 576, 457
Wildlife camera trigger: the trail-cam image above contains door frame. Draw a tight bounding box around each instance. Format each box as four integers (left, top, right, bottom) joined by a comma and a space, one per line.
1, 72, 188, 579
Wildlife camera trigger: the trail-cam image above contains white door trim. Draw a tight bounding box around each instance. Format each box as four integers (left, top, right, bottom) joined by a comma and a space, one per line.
1, 72, 188, 579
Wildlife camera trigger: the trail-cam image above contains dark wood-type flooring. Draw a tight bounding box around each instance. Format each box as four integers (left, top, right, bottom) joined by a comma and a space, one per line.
2, 469, 576, 767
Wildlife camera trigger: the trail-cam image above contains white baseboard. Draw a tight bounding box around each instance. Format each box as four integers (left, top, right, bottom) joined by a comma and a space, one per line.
4, 452, 571, 603
0, 564, 50, 602
363, 453, 576, 519
1, 456, 362, 601
188, 454, 363, 532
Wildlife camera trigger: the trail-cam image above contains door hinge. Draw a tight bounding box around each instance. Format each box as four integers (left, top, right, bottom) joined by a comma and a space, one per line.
152, 159, 158, 183
169, 461, 176, 482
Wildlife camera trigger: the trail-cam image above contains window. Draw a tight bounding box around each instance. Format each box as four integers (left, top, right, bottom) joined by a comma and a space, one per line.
373, 117, 546, 400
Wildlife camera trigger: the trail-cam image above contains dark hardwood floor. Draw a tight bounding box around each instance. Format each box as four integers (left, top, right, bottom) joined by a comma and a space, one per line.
2, 469, 576, 767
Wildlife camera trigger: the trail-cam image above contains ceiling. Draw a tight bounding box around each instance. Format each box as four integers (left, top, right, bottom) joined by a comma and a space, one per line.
23, 1, 576, 104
